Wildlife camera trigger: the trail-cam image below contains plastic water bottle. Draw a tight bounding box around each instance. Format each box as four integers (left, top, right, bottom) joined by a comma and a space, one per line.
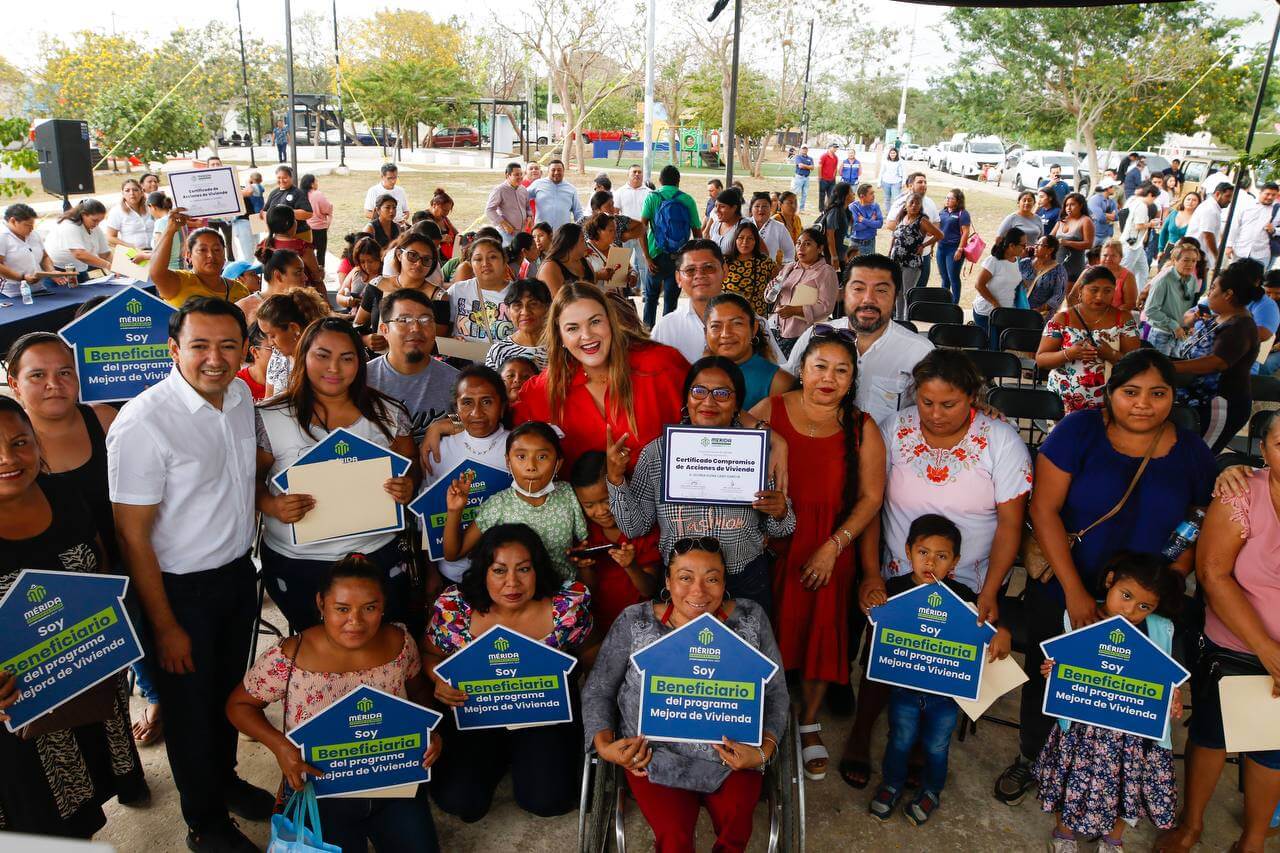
1162, 507, 1207, 562
19, 280, 32, 305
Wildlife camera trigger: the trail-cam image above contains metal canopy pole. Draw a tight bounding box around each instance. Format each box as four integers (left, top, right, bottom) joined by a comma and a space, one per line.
235, 0, 256, 167
332, 0, 345, 167
720, 0, 743, 183
284, 0, 297, 175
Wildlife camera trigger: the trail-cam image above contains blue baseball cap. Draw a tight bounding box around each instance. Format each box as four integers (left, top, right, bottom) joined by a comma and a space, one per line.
223, 259, 262, 279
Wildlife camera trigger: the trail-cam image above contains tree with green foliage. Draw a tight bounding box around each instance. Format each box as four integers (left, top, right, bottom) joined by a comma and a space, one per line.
88, 80, 205, 165
942, 3, 1257, 180
688, 66, 782, 176
345, 60, 472, 152
0, 117, 37, 198
36, 32, 151, 118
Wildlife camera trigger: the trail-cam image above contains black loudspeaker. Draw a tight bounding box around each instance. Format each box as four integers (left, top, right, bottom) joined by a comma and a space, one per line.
35, 119, 95, 197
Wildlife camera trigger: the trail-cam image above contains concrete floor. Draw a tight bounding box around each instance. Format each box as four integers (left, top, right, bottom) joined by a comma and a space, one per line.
85, 605, 1262, 853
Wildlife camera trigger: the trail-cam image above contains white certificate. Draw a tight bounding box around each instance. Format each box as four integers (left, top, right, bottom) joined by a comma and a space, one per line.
288, 456, 400, 545
168, 165, 246, 219
661, 426, 768, 505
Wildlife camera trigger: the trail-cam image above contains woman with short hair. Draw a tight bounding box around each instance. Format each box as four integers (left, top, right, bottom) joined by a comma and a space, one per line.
149, 210, 250, 307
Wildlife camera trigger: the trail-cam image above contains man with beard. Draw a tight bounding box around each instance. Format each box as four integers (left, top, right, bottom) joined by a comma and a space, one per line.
366, 289, 459, 439
784, 253, 933, 425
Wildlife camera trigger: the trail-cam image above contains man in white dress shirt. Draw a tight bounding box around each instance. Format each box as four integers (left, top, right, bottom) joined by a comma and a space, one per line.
1227, 181, 1279, 267
363, 163, 410, 223
108, 298, 272, 852
785, 254, 934, 424
614, 164, 653, 295
1189, 182, 1235, 270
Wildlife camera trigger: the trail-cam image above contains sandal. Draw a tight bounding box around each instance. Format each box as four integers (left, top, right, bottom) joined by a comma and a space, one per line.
798, 723, 828, 781
131, 703, 163, 746
838, 757, 872, 789
868, 784, 903, 821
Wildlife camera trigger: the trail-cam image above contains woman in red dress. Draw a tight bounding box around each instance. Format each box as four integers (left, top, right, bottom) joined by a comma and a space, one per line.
749, 325, 886, 782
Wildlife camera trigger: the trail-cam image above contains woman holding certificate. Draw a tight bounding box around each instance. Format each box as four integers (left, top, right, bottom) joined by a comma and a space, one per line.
255, 317, 419, 633
747, 326, 886, 782
605, 355, 794, 610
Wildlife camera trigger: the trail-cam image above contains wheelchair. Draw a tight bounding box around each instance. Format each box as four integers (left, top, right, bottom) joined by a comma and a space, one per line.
577, 712, 805, 853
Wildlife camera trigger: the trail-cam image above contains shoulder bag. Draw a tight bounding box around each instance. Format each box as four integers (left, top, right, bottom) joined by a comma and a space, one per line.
1020, 422, 1165, 582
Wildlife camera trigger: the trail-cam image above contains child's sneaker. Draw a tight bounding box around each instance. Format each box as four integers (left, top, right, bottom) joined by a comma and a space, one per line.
1046, 830, 1077, 853
903, 790, 939, 826
868, 784, 903, 821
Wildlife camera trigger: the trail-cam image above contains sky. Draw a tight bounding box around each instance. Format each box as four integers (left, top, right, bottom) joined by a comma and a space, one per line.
3, 0, 1272, 90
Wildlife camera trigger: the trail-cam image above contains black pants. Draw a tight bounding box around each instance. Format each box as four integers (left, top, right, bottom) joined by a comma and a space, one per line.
1016, 581, 1067, 761
726, 551, 773, 616
312, 228, 328, 269
260, 537, 411, 634
430, 714, 581, 822
317, 785, 439, 852
154, 554, 257, 831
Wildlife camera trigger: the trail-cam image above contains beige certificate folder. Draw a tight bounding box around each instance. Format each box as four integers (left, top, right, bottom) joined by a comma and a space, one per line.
436, 336, 492, 363
955, 654, 1029, 722
110, 246, 151, 281
1219, 675, 1280, 752
606, 245, 632, 289
288, 457, 397, 545
790, 284, 819, 306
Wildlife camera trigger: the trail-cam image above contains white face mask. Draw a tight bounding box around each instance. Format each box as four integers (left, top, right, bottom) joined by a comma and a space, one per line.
511, 477, 557, 499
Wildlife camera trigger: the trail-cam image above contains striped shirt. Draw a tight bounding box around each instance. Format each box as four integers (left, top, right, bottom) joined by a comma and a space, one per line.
607, 434, 795, 574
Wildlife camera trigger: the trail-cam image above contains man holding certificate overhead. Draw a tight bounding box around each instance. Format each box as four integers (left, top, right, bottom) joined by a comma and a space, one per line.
606, 356, 793, 613
108, 298, 274, 852
256, 317, 419, 634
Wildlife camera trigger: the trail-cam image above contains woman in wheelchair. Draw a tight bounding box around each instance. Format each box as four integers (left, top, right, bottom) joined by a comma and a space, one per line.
581, 538, 789, 853
423, 523, 592, 822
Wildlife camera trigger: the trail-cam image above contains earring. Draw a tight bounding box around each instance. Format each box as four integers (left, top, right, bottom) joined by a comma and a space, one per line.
659, 588, 671, 602
680, 405, 690, 423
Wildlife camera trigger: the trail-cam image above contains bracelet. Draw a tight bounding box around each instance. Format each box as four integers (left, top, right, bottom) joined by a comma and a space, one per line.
755, 744, 769, 772
828, 535, 844, 554
839, 527, 854, 545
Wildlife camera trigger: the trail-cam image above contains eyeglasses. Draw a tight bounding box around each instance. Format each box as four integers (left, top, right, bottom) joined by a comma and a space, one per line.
689, 384, 734, 402
679, 263, 721, 277
811, 323, 856, 344
387, 316, 434, 328
673, 536, 722, 555
398, 249, 430, 266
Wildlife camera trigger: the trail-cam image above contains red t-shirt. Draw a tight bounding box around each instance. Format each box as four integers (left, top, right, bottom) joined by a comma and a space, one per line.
236, 367, 266, 401
819, 151, 839, 181
583, 524, 662, 630
513, 341, 688, 471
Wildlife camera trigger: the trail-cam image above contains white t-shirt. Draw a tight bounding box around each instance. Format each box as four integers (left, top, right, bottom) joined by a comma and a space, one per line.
971, 255, 1022, 317
0, 226, 45, 296
1121, 197, 1151, 246
449, 277, 512, 343
425, 427, 511, 582
46, 219, 109, 273
1188, 196, 1225, 261
756, 217, 796, 263
105, 204, 154, 249
614, 184, 652, 220
364, 183, 410, 219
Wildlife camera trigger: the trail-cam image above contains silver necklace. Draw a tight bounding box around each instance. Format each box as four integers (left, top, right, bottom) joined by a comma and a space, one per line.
461, 430, 504, 458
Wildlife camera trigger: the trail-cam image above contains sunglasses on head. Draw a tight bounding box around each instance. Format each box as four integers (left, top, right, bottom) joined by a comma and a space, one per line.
811, 323, 856, 344
672, 536, 722, 555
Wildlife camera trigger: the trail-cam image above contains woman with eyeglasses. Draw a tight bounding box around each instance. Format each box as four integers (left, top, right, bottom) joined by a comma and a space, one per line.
604, 356, 794, 611
355, 233, 450, 351
766, 227, 840, 358
255, 317, 419, 633
842, 349, 1027, 790
747, 326, 887, 782
582, 536, 788, 853
1021, 234, 1068, 318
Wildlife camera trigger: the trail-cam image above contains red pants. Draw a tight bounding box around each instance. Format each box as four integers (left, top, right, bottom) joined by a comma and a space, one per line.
625, 769, 763, 853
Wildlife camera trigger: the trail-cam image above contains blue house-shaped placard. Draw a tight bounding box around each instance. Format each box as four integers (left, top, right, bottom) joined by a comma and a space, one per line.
287, 684, 443, 798
1041, 615, 1190, 742
0, 570, 143, 732
631, 612, 779, 746
408, 461, 513, 562
865, 581, 996, 702
59, 286, 175, 404
433, 624, 577, 730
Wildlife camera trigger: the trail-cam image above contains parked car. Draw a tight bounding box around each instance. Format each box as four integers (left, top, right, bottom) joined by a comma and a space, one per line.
1180, 155, 1239, 196
926, 144, 946, 170
1012, 150, 1081, 193
353, 127, 399, 146
431, 126, 480, 148
573, 130, 635, 143
901, 143, 925, 161
947, 139, 1005, 178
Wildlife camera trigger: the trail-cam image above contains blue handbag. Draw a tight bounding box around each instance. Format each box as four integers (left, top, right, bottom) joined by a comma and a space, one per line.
268, 784, 341, 853
1013, 283, 1031, 310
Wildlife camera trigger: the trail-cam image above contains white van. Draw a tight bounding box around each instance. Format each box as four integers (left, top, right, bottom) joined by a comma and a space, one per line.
947, 138, 1005, 178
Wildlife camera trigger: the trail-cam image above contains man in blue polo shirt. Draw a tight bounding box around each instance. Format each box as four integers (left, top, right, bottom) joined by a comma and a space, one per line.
528, 159, 583, 230
1088, 180, 1119, 247
792, 146, 814, 211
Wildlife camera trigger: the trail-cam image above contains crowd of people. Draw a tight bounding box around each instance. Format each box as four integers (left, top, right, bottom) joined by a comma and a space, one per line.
0, 148, 1278, 853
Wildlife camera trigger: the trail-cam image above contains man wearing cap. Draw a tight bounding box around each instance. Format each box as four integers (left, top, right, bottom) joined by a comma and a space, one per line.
1088, 179, 1120, 247
792, 146, 814, 211
818, 143, 840, 211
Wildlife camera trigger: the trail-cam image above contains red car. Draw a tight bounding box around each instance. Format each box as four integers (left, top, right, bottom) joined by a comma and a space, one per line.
573, 130, 636, 143
431, 126, 480, 148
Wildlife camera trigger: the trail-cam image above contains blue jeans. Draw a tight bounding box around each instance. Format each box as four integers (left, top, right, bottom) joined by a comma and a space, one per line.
973, 312, 998, 349
276, 143, 287, 162
625, 237, 649, 298
883, 688, 959, 795
316, 786, 439, 852
792, 175, 810, 210
882, 182, 902, 211
643, 252, 680, 328
852, 236, 876, 256
936, 243, 962, 303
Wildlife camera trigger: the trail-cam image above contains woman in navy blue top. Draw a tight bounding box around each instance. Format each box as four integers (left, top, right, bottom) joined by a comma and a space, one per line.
1035, 188, 1061, 237
936, 189, 972, 303
992, 349, 1214, 807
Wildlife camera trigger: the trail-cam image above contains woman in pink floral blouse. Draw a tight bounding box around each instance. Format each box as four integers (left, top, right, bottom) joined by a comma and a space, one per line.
227, 553, 443, 853
423, 522, 592, 824
838, 350, 1029, 789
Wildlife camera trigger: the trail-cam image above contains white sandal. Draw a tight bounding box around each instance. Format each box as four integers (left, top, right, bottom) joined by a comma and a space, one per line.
798, 723, 828, 781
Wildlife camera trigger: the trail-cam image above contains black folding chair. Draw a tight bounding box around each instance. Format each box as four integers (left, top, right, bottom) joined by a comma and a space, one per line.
1250, 373, 1280, 404
1000, 327, 1044, 354
908, 301, 963, 326
1169, 405, 1200, 435
894, 319, 918, 333
905, 287, 954, 306
989, 387, 1064, 449
967, 350, 1024, 389
928, 323, 988, 349
990, 307, 1045, 349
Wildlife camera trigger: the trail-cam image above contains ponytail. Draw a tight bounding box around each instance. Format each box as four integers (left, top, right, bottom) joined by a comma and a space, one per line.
57, 198, 107, 225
